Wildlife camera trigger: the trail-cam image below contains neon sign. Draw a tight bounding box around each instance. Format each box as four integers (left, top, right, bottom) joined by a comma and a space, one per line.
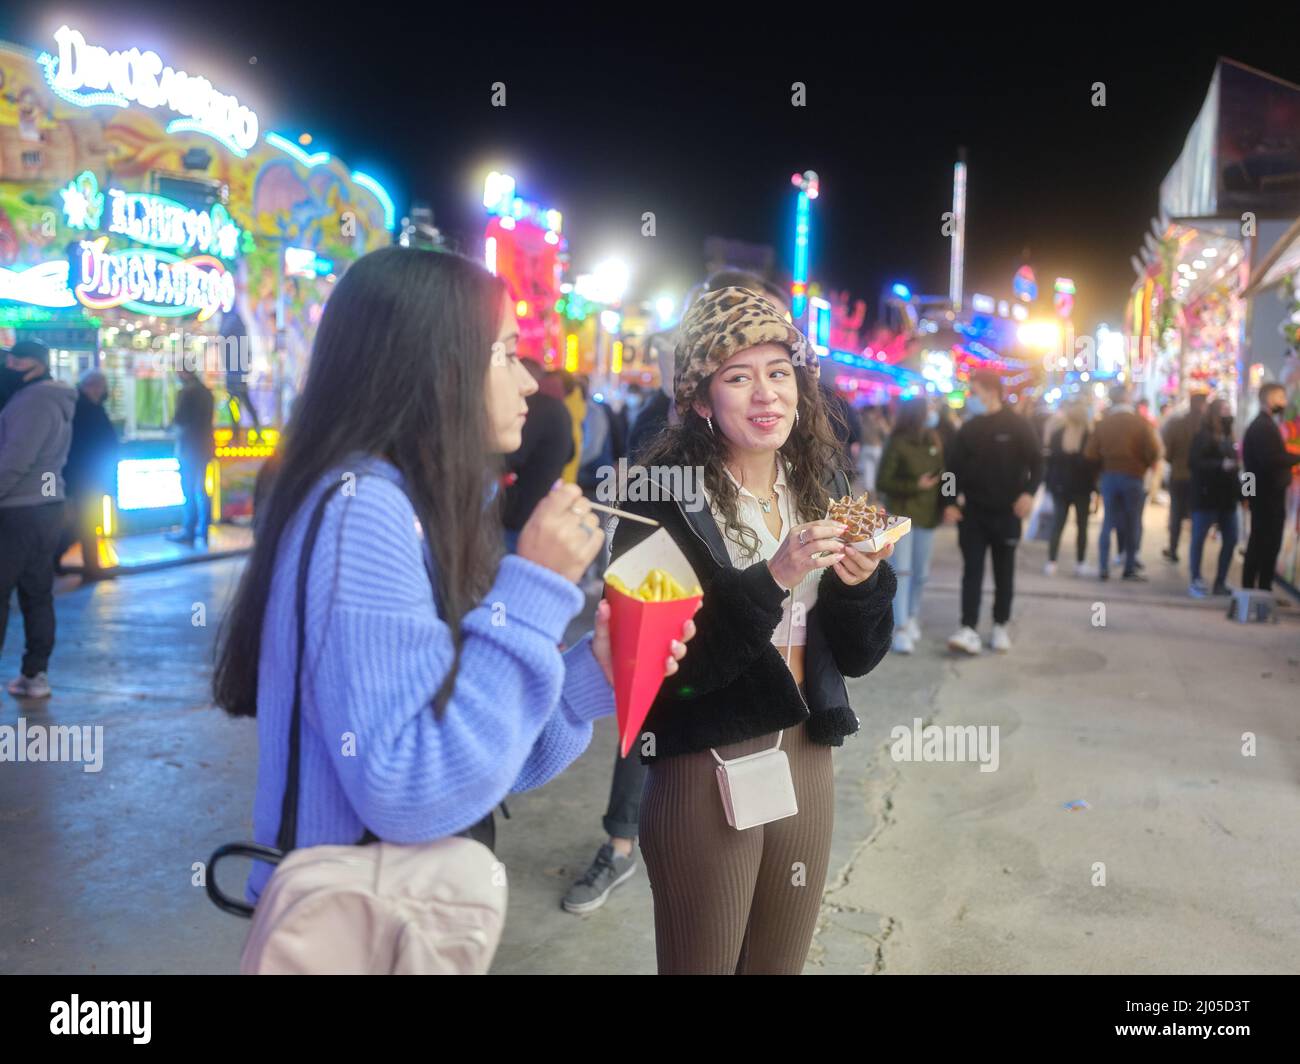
106, 189, 242, 260
0, 260, 77, 308
56, 172, 244, 261
61, 171, 104, 230
39, 26, 259, 155
75, 238, 235, 321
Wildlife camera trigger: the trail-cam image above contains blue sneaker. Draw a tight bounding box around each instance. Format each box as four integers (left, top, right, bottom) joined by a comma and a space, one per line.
1189, 579, 1209, 599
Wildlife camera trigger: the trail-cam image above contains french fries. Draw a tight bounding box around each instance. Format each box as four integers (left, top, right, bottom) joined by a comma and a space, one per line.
606, 568, 702, 602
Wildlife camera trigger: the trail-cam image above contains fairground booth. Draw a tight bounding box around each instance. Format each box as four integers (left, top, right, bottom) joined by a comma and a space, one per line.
0, 24, 393, 549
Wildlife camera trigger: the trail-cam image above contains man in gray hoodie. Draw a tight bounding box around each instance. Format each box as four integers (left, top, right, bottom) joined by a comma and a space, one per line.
0, 340, 76, 698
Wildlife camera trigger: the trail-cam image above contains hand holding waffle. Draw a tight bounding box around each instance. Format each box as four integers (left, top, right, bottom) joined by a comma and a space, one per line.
824, 490, 910, 585
767, 519, 849, 590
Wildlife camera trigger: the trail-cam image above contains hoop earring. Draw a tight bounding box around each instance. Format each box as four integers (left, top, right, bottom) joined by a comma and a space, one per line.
706, 416, 714, 435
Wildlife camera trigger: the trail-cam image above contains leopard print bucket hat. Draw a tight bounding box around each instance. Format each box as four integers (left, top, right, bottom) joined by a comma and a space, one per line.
673, 287, 814, 416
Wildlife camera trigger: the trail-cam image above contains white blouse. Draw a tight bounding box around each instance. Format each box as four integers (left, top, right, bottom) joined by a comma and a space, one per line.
703, 457, 819, 649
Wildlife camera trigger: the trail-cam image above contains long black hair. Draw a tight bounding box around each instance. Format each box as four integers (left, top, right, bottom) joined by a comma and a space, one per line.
213, 246, 507, 718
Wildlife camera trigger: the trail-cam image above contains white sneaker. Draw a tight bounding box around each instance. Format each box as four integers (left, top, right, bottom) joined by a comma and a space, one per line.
1043, 561, 1057, 576
7, 672, 51, 698
947, 626, 982, 655
892, 630, 915, 654
990, 625, 1012, 652
903, 616, 921, 642
1074, 561, 1091, 577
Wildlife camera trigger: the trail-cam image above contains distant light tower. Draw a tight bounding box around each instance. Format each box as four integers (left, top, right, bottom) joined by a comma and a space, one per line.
948, 149, 966, 313
790, 170, 819, 321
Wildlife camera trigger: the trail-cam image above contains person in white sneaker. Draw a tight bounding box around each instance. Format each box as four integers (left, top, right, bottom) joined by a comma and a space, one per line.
947, 625, 982, 655
1, 340, 75, 700
943, 371, 1042, 656
877, 397, 945, 656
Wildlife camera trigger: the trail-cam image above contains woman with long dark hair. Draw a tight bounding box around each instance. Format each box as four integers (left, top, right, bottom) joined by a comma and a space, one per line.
876, 396, 943, 652
213, 246, 692, 910
613, 288, 896, 974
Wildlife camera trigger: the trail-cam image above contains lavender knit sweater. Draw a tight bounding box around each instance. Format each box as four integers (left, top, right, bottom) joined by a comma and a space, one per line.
246, 455, 614, 902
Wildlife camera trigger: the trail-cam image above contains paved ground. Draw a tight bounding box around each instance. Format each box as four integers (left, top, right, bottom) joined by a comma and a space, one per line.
1, 498, 1296, 974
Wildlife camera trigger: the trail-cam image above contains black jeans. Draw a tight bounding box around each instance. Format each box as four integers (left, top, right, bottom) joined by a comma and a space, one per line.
603, 749, 648, 839
1242, 496, 1286, 591
1048, 490, 1091, 563
0, 502, 65, 676
959, 507, 1020, 628
1168, 479, 1191, 555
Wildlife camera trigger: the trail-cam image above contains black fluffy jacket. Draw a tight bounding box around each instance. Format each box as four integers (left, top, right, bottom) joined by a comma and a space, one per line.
609, 464, 896, 763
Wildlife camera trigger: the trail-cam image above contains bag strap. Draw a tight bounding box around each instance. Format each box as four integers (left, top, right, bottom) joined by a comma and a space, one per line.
206, 471, 497, 917
274, 481, 339, 852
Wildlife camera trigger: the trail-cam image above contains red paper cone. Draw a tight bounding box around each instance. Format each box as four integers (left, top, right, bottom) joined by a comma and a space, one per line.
605, 584, 702, 758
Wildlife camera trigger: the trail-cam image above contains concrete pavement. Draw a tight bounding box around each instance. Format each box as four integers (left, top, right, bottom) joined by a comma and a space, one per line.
1, 496, 1296, 974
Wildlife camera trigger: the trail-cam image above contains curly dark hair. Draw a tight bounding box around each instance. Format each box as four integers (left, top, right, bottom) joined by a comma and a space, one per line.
637, 365, 846, 561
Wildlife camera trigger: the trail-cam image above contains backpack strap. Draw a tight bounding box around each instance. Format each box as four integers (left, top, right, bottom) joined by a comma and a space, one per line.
274, 482, 339, 853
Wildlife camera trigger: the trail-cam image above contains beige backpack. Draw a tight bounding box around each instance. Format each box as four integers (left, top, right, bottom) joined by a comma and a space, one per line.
207, 481, 507, 974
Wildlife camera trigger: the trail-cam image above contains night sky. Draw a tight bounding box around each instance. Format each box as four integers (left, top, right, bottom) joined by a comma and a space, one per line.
7, 4, 1300, 334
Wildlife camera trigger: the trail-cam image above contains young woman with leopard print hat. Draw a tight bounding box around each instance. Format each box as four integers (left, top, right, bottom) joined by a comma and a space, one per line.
608, 286, 896, 974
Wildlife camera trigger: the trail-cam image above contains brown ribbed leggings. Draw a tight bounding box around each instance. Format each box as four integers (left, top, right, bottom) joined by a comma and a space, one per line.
639, 721, 834, 975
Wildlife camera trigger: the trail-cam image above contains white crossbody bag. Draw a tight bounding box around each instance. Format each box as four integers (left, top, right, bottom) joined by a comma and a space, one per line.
710, 486, 804, 831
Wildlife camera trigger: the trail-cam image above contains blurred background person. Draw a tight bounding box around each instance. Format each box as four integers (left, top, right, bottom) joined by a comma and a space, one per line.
56, 368, 118, 581
1160, 392, 1207, 565
944, 370, 1041, 655
859, 406, 888, 494
1187, 397, 1242, 598
1085, 385, 1160, 581
166, 367, 215, 547
558, 371, 585, 484
501, 357, 574, 554
1242, 381, 1300, 592
1043, 401, 1097, 577
627, 333, 676, 460
876, 396, 943, 653
0, 339, 75, 698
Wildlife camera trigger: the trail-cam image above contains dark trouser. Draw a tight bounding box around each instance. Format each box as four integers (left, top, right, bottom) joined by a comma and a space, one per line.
604, 747, 649, 839
55, 490, 103, 576
1242, 496, 1286, 591
639, 718, 832, 974
959, 507, 1019, 628
1190, 507, 1239, 587
1168, 478, 1191, 555
1048, 490, 1091, 563
179, 452, 212, 539
1099, 472, 1144, 576
0, 502, 65, 677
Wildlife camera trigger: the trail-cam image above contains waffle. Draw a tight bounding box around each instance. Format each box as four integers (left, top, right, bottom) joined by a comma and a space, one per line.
826, 492, 891, 543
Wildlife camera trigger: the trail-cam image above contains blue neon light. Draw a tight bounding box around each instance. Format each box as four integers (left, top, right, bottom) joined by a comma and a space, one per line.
351, 170, 396, 231
792, 190, 810, 318
828, 350, 924, 384
891, 283, 912, 301
265, 131, 331, 168
166, 118, 249, 158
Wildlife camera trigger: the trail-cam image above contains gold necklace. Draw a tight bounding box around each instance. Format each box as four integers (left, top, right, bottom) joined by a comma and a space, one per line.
729, 459, 780, 513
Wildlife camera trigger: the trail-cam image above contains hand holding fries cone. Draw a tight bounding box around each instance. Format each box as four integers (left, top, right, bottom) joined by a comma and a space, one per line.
602, 529, 704, 758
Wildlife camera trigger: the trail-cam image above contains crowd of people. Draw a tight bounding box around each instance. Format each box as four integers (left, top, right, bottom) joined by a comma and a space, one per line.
0, 338, 218, 699
4, 245, 1297, 974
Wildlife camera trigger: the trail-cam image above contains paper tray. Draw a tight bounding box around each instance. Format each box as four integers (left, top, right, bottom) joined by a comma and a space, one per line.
848, 515, 911, 553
